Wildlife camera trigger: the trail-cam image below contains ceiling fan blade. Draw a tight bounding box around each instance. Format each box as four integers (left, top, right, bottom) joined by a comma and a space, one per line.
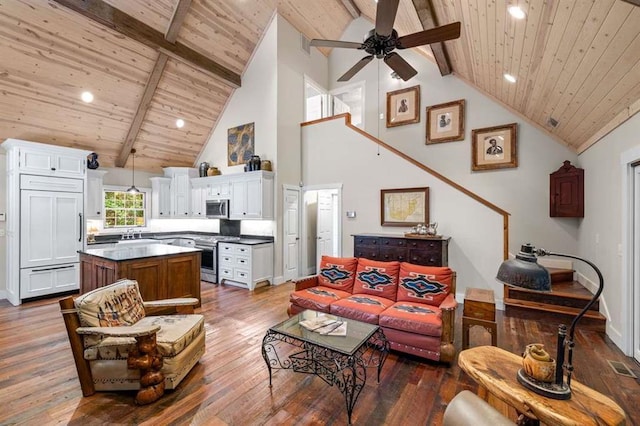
384, 52, 417, 81
397, 22, 461, 49
375, 0, 400, 37
338, 55, 374, 82
309, 39, 363, 49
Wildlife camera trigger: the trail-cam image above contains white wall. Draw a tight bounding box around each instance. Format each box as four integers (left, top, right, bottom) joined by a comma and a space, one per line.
303, 119, 504, 303
578, 112, 640, 351
0, 152, 6, 299
328, 17, 579, 256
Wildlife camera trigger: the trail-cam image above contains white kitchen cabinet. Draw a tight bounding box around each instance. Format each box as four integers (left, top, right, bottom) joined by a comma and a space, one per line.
218, 242, 273, 290
229, 171, 274, 220
150, 177, 171, 218
2, 139, 90, 305
17, 144, 86, 178
164, 167, 198, 217
86, 169, 108, 219
190, 183, 206, 218
207, 178, 231, 199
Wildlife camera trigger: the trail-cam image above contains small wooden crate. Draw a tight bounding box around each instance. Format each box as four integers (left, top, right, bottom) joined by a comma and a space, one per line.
462, 288, 497, 349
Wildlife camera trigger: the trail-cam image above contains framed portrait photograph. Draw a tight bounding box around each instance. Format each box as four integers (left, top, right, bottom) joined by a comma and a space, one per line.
380, 187, 429, 226
386, 85, 420, 128
471, 123, 518, 171
426, 99, 465, 144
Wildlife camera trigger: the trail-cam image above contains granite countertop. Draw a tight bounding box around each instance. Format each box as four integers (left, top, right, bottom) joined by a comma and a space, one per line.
89, 231, 274, 245
80, 244, 201, 261
228, 238, 273, 245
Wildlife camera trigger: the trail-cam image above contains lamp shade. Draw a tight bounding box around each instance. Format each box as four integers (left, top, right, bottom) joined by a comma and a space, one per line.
496, 244, 551, 291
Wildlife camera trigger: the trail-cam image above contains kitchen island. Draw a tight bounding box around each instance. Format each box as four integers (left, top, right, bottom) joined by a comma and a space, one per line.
79, 245, 202, 306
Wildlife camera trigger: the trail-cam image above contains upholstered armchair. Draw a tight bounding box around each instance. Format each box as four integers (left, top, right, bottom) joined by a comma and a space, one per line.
60, 279, 205, 404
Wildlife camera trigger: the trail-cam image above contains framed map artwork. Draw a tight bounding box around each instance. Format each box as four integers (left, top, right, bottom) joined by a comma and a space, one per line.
380, 187, 429, 226
228, 122, 255, 166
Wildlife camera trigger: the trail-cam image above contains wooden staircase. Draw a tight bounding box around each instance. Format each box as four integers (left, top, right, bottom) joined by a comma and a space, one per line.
504, 267, 606, 332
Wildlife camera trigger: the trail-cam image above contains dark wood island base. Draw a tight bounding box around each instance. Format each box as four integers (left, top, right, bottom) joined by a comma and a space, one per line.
79, 245, 202, 306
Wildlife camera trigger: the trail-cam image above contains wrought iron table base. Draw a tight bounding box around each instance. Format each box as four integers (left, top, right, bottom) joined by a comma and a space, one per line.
261, 328, 389, 425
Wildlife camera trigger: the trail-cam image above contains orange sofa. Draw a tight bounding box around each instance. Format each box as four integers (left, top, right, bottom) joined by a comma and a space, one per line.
287, 256, 457, 363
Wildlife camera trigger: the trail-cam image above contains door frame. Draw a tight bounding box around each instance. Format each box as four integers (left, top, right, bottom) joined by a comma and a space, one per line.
301, 183, 343, 275
282, 184, 301, 282
621, 145, 640, 358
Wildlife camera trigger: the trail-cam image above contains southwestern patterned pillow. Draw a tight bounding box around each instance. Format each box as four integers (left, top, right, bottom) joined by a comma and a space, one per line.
352, 258, 400, 301
396, 263, 453, 306
317, 256, 358, 292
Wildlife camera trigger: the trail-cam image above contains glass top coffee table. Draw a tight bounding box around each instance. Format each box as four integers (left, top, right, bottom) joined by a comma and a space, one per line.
261, 310, 389, 425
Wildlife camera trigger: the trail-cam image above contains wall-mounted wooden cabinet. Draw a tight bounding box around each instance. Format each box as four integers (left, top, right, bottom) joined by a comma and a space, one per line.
550, 160, 584, 218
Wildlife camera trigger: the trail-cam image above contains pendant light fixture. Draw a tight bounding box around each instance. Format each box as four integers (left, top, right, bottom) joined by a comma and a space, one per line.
127, 148, 140, 194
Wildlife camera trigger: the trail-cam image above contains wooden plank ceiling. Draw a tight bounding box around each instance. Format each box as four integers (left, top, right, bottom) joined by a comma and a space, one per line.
0, 0, 638, 173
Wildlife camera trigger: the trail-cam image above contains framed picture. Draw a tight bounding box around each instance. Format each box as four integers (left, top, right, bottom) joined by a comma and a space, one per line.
228, 122, 255, 166
380, 187, 429, 226
471, 123, 518, 171
426, 99, 465, 144
386, 85, 420, 128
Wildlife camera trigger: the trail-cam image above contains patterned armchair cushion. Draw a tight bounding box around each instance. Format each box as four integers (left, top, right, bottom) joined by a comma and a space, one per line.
352, 258, 400, 301
83, 314, 205, 360
317, 256, 358, 292
290, 286, 352, 313
379, 302, 443, 337
329, 294, 394, 324
75, 279, 146, 328
396, 263, 453, 306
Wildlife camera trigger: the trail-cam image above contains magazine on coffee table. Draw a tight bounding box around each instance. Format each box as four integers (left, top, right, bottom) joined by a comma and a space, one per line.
299, 315, 347, 336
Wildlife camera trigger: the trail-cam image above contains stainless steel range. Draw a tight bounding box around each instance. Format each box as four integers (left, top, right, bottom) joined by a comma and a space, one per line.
193, 236, 240, 283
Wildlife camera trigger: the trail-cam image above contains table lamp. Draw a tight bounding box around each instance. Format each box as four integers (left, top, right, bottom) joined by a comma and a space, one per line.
496, 243, 604, 400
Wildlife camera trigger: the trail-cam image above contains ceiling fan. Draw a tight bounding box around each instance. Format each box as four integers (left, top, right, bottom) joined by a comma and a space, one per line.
310, 0, 461, 82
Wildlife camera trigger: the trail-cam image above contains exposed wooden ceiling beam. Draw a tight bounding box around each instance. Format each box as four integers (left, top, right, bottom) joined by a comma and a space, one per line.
621, 0, 640, 6
410, 0, 452, 76
52, 0, 241, 88
115, 0, 192, 167
165, 0, 192, 43
115, 53, 168, 167
340, 0, 360, 19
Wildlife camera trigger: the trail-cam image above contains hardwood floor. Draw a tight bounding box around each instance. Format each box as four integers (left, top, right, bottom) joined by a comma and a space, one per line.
0, 282, 638, 425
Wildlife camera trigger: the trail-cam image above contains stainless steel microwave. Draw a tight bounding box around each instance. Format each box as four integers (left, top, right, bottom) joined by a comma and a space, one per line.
206, 199, 229, 219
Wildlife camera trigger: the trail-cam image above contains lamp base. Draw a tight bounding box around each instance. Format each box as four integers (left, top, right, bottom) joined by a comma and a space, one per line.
516, 369, 571, 400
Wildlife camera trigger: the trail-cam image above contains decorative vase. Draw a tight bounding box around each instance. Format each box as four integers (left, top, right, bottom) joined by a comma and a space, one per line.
261, 160, 272, 171
207, 167, 221, 176
199, 162, 210, 177
87, 152, 99, 170
249, 155, 261, 171
522, 343, 556, 383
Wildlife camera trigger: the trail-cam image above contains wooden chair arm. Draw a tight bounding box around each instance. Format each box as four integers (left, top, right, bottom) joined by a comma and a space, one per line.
143, 298, 199, 308
293, 275, 319, 291
439, 293, 458, 311
76, 325, 160, 337
439, 293, 458, 364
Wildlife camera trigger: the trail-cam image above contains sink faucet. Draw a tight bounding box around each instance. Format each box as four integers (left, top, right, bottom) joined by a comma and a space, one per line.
137, 229, 143, 239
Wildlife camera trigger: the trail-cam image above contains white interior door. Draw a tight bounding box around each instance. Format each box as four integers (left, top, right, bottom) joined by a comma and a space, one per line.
316, 191, 336, 269
634, 166, 640, 363
283, 186, 300, 282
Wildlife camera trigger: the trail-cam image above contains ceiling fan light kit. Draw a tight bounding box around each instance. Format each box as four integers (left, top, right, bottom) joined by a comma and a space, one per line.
310, 0, 461, 82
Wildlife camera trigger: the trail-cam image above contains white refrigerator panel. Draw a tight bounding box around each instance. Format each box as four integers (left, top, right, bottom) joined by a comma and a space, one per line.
20, 190, 83, 268
20, 264, 79, 298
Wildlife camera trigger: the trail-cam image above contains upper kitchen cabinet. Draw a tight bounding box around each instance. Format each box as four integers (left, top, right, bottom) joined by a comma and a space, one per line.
164, 167, 198, 218
190, 179, 207, 218
86, 170, 108, 220
229, 171, 274, 220
150, 177, 172, 218
3, 139, 87, 178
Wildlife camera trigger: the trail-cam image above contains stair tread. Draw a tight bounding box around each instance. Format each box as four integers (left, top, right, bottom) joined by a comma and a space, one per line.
504, 298, 606, 320
506, 280, 594, 300
547, 267, 574, 274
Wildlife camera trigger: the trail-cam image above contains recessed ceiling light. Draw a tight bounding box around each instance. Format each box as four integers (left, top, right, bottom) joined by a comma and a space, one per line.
504, 73, 517, 83
176, 118, 185, 128
81, 91, 94, 103
508, 6, 526, 19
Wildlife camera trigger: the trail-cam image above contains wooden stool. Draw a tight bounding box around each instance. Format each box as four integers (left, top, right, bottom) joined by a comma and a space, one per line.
462, 288, 497, 349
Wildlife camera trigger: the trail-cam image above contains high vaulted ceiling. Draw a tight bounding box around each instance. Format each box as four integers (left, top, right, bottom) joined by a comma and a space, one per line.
1, 0, 639, 172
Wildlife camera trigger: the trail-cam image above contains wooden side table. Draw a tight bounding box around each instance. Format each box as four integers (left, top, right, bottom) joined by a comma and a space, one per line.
458, 346, 627, 425
462, 288, 497, 349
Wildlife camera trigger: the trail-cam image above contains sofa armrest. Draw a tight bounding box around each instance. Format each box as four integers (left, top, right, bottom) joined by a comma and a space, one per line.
293, 275, 319, 291
76, 324, 160, 338
439, 293, 458, 311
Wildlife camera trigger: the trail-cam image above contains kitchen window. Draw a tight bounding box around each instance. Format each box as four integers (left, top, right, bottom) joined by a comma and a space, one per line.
103, 189, 147, 228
